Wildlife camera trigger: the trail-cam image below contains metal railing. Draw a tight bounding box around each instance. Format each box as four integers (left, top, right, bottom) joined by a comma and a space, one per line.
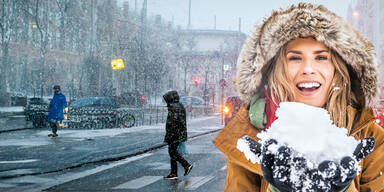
132, 105, 217, 126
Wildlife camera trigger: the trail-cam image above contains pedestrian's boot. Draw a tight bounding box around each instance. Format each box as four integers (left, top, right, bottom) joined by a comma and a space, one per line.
52, 133, 58, 137
163, 173, 178, 180
184, 165, 193, 176
48, 134, 54, 137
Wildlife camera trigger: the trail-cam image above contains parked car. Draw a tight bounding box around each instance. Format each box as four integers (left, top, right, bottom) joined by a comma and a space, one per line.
24, 97, 50, 128
179, 96, 207, 106
66, 97, 135, 128
223, 96, 242, 125
25, 96, 136, 129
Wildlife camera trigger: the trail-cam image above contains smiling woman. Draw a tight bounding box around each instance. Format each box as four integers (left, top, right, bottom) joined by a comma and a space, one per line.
269, 38, 335, 108
213, 3, 384, 192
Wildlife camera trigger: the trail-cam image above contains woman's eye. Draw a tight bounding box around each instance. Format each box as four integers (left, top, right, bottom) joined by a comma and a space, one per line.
316, 56, 328, 60
288, 56, 301, 61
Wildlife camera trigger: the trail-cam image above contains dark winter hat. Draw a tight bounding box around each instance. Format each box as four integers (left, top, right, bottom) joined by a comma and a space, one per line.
53, 85, 61, 90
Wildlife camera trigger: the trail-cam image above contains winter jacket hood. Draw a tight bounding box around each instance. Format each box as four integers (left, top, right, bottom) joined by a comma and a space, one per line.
236, 3, 378, 105
163, 90, 180, 105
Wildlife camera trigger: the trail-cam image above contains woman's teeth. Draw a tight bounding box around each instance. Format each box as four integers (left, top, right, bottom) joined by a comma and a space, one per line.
297, 82, 320, 89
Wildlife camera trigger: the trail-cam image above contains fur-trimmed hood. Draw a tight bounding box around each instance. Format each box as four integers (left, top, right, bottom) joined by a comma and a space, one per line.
236, 3, 378, 105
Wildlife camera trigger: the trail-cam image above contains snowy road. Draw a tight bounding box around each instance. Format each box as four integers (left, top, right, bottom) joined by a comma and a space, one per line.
0, 115, 224, 191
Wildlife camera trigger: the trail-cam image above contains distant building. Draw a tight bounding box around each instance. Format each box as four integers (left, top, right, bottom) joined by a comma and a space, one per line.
169, 29, 246, 105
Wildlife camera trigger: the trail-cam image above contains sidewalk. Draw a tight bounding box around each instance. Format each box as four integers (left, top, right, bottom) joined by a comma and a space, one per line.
0, 106, 32, 132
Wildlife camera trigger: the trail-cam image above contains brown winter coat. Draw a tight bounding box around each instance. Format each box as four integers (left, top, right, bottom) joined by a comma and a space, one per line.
213, 105, 384, 191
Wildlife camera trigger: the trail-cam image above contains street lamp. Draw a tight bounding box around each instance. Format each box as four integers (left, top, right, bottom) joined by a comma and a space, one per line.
111, 58, 125, 70
111, 58, 125, 96
353, 10, 360, 17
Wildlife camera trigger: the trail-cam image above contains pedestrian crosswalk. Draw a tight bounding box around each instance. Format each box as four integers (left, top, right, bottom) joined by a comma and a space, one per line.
113, 176, 163, 189
177, 176, 215, 190
147, 162, 170, 170
112, 175, 218, 190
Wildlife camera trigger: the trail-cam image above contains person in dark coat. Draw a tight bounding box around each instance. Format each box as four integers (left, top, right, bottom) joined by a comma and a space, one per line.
163, 90, 193, 180
47, 85, 67, 137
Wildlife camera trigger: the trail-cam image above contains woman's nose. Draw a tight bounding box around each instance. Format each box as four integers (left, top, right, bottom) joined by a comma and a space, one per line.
302, 59, 315, 74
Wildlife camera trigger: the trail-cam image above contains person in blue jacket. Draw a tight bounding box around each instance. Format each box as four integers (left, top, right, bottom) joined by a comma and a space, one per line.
47, 85, 67, 137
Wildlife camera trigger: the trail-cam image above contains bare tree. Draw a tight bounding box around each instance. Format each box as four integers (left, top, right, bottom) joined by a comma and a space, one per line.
0, 0, 23, 105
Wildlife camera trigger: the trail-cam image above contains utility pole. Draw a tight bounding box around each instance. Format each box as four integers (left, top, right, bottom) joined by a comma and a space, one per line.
135, 0, 138, 13
140, 0, 148, 97
188, 0, 191, 29
238, 17, 242, 32
89, 0, 94, 57
221, 56, 224, 125
214, 15, 216, 30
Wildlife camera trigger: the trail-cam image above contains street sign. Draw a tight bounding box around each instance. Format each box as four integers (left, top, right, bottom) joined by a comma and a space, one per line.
223, 62, 230, 71
219, 79, 227, 88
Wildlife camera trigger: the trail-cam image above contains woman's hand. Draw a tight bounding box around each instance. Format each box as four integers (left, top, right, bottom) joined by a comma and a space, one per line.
309, 137, 375, 191
244, 137, 375, 192
260, 139, 302, 191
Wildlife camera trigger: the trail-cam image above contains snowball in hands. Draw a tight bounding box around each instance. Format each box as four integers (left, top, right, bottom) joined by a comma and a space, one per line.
238, 102, 359, 167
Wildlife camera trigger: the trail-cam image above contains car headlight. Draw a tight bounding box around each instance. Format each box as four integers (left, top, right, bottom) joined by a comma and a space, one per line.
223, 106, 230, 114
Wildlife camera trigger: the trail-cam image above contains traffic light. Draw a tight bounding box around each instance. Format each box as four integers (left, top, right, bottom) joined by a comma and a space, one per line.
192, 76, 200, 86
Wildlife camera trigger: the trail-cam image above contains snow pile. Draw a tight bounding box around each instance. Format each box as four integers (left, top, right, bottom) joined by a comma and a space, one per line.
237, 102, 359, 168
236, 102, 362, 190
258, 102, 358, 166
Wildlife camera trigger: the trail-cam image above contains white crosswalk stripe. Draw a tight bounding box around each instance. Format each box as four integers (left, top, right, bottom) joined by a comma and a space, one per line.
177, 176, 215, 190
113, 176, 163, 189
146, 162, 170, 170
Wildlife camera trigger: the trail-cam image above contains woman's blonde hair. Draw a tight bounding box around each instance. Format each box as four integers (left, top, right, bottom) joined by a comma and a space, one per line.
267, 41, 352, 128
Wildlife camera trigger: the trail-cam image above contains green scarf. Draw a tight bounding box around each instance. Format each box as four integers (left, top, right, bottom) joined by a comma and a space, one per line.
248, 94, 267, 129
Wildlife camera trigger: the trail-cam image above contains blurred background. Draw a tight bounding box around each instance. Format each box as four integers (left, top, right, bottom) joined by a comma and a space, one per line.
0, 0, 382, 109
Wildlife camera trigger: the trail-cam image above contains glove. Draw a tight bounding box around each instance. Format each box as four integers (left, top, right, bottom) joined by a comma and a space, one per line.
260, 139, 301, 191
245, 136, 375, 192
243, 137, 306, 191
306, 137, 375, 192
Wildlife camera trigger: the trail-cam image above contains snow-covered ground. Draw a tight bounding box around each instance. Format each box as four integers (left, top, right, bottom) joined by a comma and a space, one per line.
0, 106, 24, 113
0, 116, 221, 147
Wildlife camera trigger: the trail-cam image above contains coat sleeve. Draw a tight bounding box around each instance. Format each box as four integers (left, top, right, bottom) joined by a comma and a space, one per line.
225, 158, 262, 192
357, 123, 384, 191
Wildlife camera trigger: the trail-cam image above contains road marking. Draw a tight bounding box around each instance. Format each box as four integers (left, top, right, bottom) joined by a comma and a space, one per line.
0, 159, 39, 164
177, 176, 215, 190
2, 175, 55, 186
113, 176, 162, 189
220, 165, 227, 171
0, 183, 15, 188
147, 162, 169, 170
28, 153, 152, 192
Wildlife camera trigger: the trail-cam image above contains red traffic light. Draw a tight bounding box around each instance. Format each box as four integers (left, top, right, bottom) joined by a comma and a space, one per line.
192, 76, 200, 86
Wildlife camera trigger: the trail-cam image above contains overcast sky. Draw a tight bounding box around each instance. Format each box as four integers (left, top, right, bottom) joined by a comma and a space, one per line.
121, 0, 354, 34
